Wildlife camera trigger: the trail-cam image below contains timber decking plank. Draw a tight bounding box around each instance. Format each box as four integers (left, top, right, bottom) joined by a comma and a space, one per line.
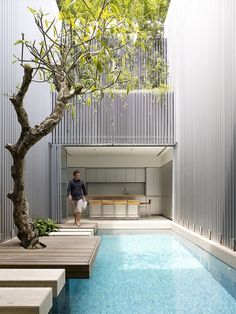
0, 236, 100, 279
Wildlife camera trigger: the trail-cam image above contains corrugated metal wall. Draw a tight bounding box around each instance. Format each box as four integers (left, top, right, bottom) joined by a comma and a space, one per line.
50, 144, 62, 222
52, 91, 175, 145
161, 161, 172, 219
0, 0, 57, 243
165, 0, 236, 248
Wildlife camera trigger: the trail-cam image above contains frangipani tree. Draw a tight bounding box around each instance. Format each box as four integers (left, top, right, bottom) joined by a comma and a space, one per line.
5, 0, 169, 249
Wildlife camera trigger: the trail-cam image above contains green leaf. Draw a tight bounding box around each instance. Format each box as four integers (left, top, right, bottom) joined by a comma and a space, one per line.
86, 97, 91, 106
96, 60, 103, 73
28, 7, 37, 15
71, 105, 76, 119
14, 40, 24, 46
126, 83, 131, 95
65, 103, 72, 110
50, 83, 56, 92
34, 217, 58, 236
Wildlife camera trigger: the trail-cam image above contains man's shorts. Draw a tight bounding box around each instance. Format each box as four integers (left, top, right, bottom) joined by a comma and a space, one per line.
73, 199, 84, 214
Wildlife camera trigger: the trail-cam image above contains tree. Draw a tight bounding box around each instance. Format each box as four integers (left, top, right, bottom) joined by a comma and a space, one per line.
5, 0, 169, 249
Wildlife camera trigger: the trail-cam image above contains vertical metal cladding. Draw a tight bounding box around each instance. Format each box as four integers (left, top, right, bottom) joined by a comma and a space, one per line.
165, 0, 236, 248
1, 0, 21, 243
50, 144, 62, 223
161, 161, 173, 219
0, 0, 57, 243
51, 36, 174, 145
52, 91, 175, 145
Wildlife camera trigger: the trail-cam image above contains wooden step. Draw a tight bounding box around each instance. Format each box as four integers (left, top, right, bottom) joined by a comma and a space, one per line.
0, 287, 52, 314
0, 269, 65, 297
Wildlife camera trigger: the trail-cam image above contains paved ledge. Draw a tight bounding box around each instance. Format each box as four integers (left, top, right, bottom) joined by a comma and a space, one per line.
172, 223, 236, 269
58, 228, 94, 235
0, 269, 65, 297
86, 218, 172, 230
0, 287, 52, 314
59, 222, 98, 234
49, 231, 93, 236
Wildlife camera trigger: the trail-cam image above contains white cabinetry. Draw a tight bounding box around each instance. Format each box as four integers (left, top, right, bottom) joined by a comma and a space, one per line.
87, 168, 145, 183
86, 168, 106, 182
146, 168, 160, 195
125, 168, 136, 182
146, 168, 161, 215
135, 168, 145, 182
96, 168, 106, 182
86, 168, 97, 182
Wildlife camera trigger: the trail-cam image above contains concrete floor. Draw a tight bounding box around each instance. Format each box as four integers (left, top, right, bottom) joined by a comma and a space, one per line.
66, 215, 172, 230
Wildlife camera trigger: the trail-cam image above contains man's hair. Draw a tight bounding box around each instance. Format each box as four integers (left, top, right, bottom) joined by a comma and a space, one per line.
73, 169, 80, 176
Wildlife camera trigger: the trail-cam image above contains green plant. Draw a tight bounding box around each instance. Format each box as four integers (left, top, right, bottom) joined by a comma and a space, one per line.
34, 218, 59, 236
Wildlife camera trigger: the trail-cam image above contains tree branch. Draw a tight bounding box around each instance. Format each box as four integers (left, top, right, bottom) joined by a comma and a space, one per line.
29, 78, 72, 140
9, 66, 33, 131
56, 0, 62, 11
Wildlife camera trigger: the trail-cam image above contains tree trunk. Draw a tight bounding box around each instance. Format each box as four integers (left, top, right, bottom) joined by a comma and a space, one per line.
6, 67, 71, 249
9, 155, 45, 249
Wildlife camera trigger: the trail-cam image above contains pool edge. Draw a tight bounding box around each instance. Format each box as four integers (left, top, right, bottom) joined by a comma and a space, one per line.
172, 223, 236, 269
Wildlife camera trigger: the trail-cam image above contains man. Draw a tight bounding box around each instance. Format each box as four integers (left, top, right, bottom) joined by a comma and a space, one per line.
67, 169, 87, 227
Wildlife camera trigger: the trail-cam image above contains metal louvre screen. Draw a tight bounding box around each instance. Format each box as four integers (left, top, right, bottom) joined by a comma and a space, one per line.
52, 91, 175, 146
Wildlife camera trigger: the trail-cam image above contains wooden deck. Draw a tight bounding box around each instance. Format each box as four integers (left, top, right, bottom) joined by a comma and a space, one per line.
0, 236, 100, 279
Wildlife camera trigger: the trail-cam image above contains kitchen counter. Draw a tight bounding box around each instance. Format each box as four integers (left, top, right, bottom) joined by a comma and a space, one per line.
89, 198, 142, 219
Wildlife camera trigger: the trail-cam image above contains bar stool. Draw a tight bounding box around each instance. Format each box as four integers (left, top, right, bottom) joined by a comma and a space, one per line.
139, 199, 152, 218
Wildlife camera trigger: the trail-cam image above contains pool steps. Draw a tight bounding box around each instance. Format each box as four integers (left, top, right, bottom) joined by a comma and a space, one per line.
49, 228, 94, 236
0, 268, 65, 297
0, 287, 52, 314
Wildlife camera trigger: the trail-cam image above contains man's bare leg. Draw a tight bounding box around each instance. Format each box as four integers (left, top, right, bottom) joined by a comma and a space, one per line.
75, 213, 81, 226
73, 213, 76, 224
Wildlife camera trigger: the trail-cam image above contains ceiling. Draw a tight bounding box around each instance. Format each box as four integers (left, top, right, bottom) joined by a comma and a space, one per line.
66, 146, 167, 157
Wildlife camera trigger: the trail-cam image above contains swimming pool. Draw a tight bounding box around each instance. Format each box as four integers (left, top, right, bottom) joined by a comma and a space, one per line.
51, 232, 236, 314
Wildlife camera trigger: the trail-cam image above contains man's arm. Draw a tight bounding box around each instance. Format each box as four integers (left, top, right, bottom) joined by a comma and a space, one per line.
67, 181, 72, 200
82, 182, 87, 197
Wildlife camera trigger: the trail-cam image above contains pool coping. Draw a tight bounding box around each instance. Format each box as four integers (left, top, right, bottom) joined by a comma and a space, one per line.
172, 223, 236, 269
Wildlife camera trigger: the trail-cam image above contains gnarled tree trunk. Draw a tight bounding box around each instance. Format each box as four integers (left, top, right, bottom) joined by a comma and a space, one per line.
5, 66, 72, 249
9, 156, 44, 249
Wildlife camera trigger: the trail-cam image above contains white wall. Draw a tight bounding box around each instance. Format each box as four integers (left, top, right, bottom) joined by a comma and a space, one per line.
165, 0, 236, 246
0, 0, 58, 241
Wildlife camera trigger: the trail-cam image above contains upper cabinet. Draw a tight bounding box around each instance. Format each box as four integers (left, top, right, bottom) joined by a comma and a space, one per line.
96, 168, 106, 182
106, 168, 118, 182
86, 168, 146, 183
146, 168, 160, 196
125, 168, 136, 182
86, 168, 97, 182
116, 169, 126, 182
135, 168, 146, 182
86, 168, 106, 182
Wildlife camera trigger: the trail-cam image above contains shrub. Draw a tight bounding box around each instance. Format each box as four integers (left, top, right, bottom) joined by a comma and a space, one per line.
34, 218, 59, 236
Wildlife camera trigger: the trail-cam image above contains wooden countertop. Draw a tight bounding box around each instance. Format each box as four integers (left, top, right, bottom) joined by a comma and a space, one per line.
88, 195, 145, 196
89, 199, 140, 205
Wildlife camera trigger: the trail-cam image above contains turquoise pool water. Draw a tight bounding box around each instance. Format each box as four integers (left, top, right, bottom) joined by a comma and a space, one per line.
51, 233, 236, 314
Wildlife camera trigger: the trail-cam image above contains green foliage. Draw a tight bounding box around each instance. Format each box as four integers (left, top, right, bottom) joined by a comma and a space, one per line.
34, 218, 59, 236
17, 0, 170, 106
